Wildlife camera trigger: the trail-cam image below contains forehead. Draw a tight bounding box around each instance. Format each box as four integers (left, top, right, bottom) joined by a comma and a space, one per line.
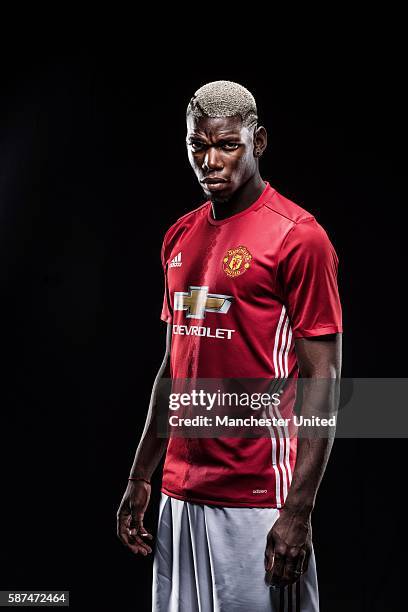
186, 114, 247, 138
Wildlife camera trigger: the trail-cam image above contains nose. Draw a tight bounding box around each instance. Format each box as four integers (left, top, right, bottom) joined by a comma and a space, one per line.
202, 147, 223, 173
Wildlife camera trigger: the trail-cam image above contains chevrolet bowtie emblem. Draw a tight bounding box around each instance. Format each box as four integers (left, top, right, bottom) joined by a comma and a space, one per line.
174, 286, 233, 319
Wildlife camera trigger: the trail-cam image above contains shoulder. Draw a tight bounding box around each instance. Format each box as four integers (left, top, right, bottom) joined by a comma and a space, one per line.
161, 200, 209, 259
264, 188, 335, 255
264, 188, 315, 226
278, 217, 339, 275
283, 218, 335, 254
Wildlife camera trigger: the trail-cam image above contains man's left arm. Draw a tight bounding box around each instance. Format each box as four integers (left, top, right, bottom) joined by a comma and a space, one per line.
265, 332, 342, 587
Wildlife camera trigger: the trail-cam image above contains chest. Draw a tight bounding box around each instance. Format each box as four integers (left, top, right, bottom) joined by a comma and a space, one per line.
166, 222, 282, 304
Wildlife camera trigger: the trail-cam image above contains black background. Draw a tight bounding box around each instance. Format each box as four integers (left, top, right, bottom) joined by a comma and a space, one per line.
0, 46, 406, 611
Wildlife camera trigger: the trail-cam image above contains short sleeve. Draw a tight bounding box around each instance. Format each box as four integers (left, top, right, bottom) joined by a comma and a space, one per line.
160, 233, 173, 324
277, 219, 343, 338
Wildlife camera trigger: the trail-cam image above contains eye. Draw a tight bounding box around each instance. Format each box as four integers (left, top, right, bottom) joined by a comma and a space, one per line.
189, 140, 206, 152
221, 142, 240, 151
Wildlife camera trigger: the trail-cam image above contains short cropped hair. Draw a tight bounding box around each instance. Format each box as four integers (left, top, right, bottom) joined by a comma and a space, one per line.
186, 80, 258, 129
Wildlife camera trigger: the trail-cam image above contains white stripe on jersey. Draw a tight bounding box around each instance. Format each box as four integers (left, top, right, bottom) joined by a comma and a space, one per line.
273, 305, 287, 378
269, 305, 294, 505
268, 305, 287, 506
283, 324, 293, 484
277, 316, 290, 500
278, 316, 289, 378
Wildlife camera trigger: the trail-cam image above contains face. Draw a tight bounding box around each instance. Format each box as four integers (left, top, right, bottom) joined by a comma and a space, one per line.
186, 115, 260, 202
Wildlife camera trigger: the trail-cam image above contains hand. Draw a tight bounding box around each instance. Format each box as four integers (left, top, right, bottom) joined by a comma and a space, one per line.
116, 480, 153, 556
264, 507, 312, 587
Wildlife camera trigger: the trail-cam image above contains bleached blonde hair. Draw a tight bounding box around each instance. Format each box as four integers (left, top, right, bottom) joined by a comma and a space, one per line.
186, 80, 258, 129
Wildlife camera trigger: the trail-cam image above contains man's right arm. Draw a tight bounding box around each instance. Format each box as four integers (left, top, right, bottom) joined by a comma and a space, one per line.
128, 321, 172, 481
116, 322, 171, 556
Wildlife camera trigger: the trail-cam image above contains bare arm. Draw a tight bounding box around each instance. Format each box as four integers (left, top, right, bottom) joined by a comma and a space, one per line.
265, 332, 342, 586
284, 332, 342, 512
128, 322, 172, 480
116, 322, 172, 556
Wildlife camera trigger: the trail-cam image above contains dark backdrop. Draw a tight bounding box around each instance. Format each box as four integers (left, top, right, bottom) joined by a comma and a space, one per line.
0, 50, 406, 611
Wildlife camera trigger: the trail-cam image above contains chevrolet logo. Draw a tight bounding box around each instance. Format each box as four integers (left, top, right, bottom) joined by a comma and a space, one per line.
174, 286, 233, 319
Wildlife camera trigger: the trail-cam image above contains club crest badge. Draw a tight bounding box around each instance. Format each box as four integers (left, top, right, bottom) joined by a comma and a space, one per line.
222, 245, 252, 278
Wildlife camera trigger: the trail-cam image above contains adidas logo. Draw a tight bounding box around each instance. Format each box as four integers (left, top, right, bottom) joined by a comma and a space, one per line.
169, 252, 182, 268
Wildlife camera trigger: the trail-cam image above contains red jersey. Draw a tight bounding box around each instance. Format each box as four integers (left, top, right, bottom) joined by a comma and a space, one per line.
159, 181, 342, 507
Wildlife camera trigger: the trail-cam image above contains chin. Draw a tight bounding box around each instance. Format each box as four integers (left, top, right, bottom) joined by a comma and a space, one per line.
210, 193, 231, 204
202, 186, 233, 204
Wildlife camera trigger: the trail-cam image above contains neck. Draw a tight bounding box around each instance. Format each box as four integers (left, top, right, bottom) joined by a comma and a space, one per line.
210, 173, 266, 221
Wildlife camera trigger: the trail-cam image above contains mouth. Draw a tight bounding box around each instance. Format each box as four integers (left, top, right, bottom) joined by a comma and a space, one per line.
201, 177, 227, 184
200, 177, 228, 191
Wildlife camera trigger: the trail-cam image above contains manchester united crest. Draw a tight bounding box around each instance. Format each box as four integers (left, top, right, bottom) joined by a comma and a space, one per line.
222, 245, 252, 278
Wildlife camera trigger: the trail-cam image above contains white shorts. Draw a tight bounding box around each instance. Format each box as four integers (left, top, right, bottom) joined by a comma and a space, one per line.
152, 493, 319, 612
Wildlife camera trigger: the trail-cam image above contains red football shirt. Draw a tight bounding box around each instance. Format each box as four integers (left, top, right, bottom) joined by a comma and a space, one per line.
159, 181, 342, 507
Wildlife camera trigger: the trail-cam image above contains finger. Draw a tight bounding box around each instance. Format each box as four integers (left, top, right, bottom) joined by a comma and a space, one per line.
296, 549, 306, 575
127, 538, 150, 555
266, 552, 285, 586
264, 547, 275, 572
118, 525, 137, 551
119, 507, 154, 554
285, 549, 308, 585
128, 523, 153, 554
128, 524, 151, 542
134, 520, 150, 537
128, 530, 153, 554
132, 534, 153, 554
129, 526, 153, 539
302, 546, 311, 574
117, 515, 151, 555
120, 527, 151, 555
282, 552, 302, 585
117, 512, 132, 545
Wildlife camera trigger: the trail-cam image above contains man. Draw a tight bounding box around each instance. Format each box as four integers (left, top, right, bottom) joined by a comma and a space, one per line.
117, 80, 342, 611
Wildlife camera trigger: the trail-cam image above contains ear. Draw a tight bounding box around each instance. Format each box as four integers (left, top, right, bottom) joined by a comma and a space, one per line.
253, 125, 267, 158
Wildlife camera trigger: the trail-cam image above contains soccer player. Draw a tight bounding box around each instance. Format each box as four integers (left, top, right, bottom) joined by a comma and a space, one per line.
117, 81, 342, 611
